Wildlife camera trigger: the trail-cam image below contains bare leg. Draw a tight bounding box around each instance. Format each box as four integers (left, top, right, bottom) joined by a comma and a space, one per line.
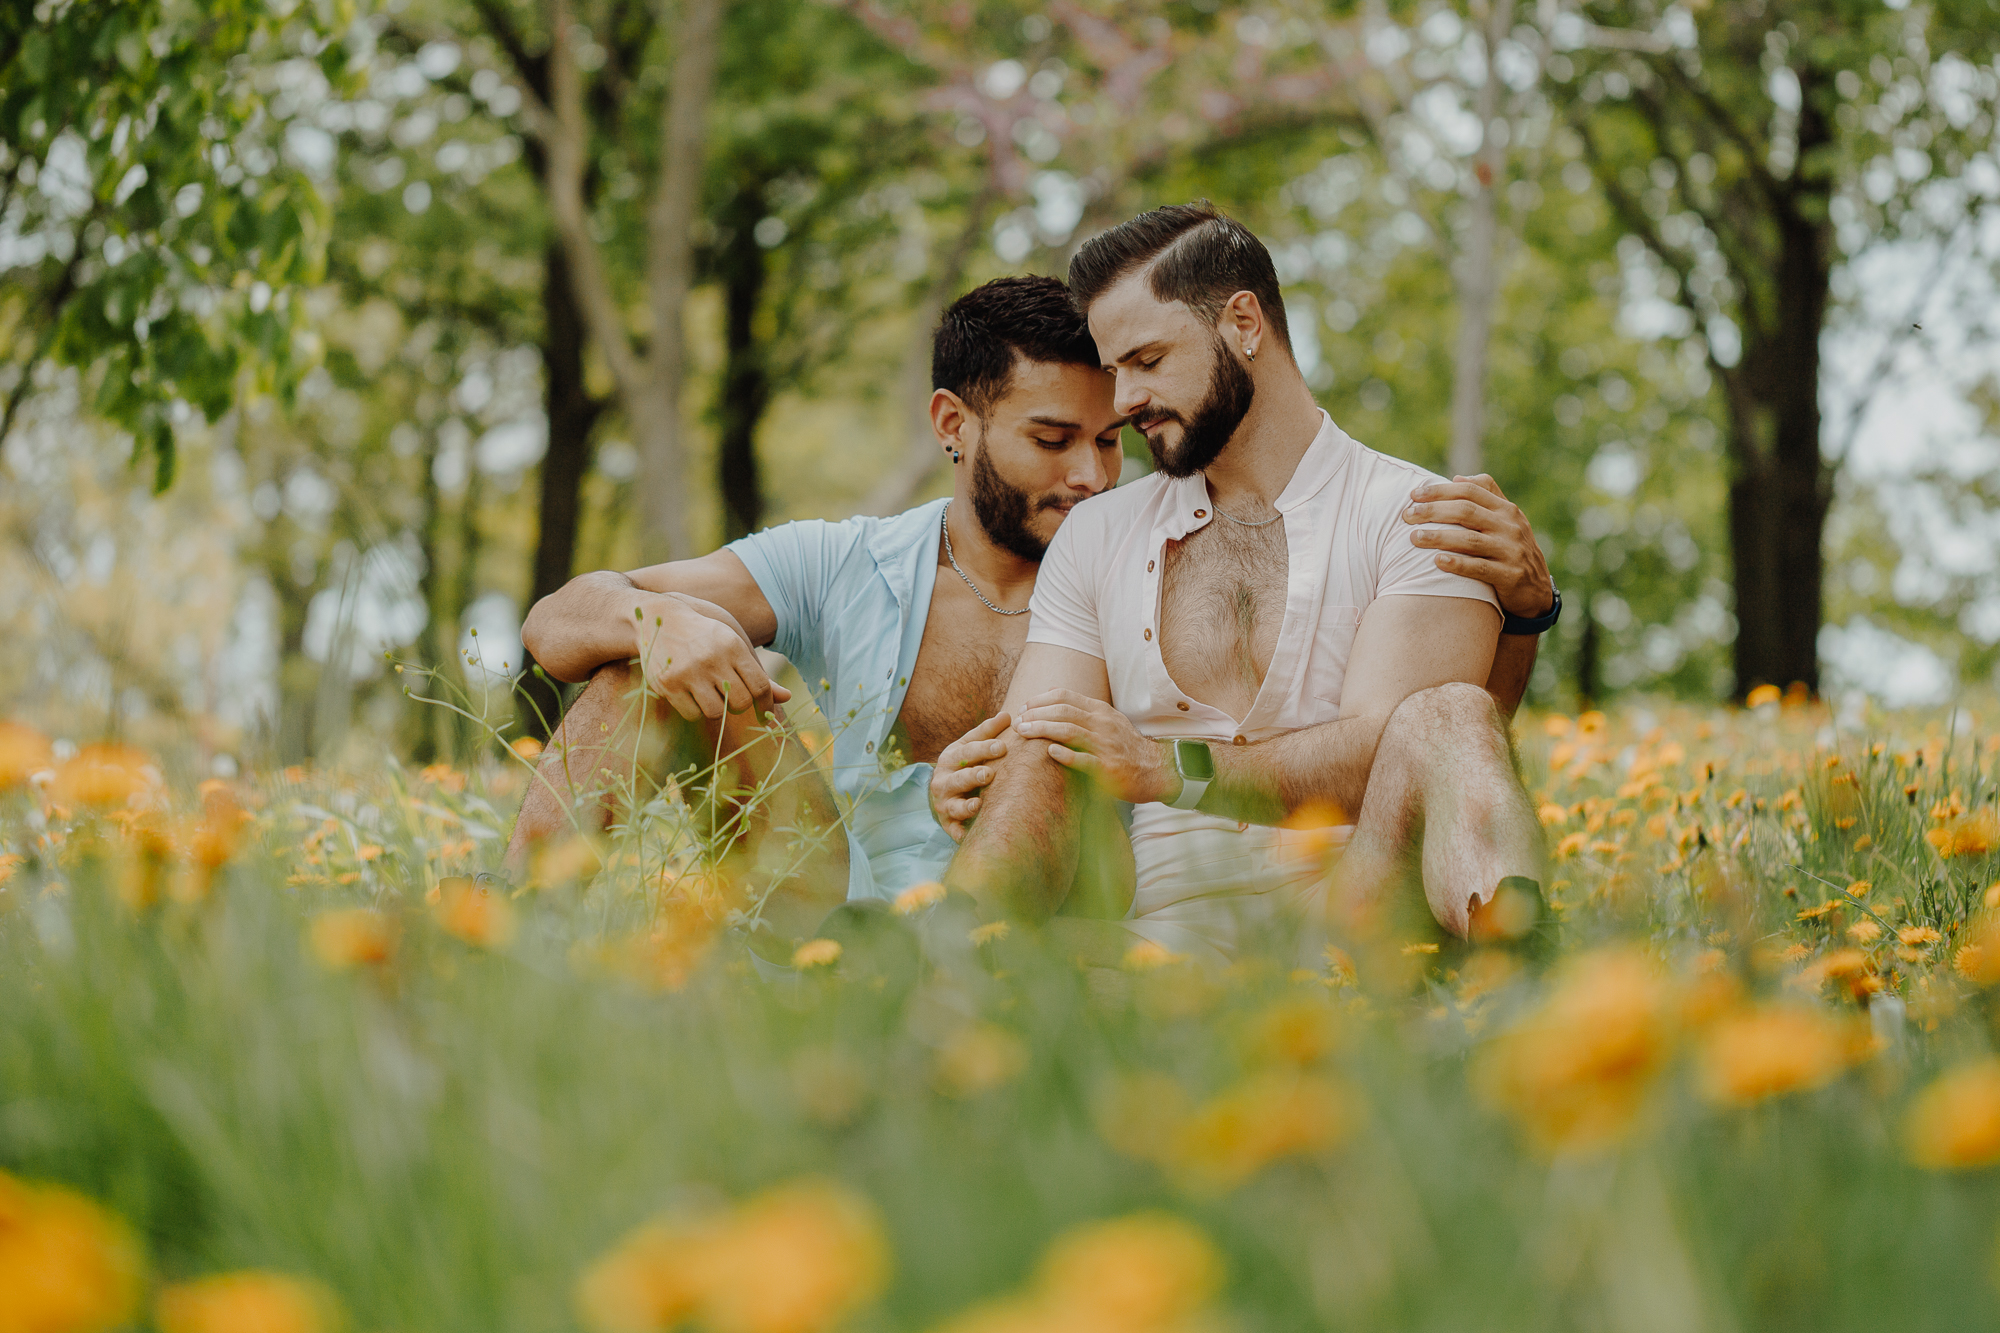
505, 661, 848, 952
1331, 681, 1545, 938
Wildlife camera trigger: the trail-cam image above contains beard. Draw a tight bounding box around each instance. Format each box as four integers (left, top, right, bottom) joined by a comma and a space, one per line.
969, 436, 1065, 562
1135, 335, 1255, 478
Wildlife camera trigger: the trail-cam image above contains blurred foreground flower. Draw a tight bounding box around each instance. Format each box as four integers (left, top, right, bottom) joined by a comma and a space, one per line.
1926, 809, 1999, 859
156, 1271, 339, 1333
1906, 1059, 2000, 1170
935, 1024, 1028, 1098
0, 1170, 144, 1333
932, 1212, 1221, 1333
1476, 948, 1672, 1153
1176, 1070, 1352, 1187
1698, 1004, 1860, 1105
309, 910, 397, 970
432, 876, 516, 949
50, 744, 157, 810
577, 1179, 886, 1333
0, 721, 53, 790
792, 939, 842, 969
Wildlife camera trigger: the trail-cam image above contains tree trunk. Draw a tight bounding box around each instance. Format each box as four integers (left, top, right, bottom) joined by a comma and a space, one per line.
517, 241, 601, 740
1725, 82, 1834, 700
715, 180, 770, 542
1574, 589, 1600, 708
1446, 0, 1514, 479
635, 0, 725, 561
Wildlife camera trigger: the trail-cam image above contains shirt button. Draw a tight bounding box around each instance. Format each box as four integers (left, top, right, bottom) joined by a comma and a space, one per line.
1194, 509, 1207, 519
1143, 629, 1152, 641
1147, 560, 1155, 572
1176, 701, 1189, 712
1232, 735, 1246, 745
1237, 821, 1250, 832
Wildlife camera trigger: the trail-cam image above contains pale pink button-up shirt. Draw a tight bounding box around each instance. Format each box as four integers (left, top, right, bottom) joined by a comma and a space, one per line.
1026, 412, 1500, 957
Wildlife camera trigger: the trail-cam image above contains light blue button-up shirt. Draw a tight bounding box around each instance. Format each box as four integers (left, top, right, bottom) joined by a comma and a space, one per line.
726, 499, 956, 903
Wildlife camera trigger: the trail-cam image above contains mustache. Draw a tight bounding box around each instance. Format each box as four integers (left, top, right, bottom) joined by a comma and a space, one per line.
1131, 409, 1185, 434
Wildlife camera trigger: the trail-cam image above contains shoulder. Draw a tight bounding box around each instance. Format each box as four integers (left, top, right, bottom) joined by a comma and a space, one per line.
1059, 473, 1171, 544
1339, 440, 1446, 522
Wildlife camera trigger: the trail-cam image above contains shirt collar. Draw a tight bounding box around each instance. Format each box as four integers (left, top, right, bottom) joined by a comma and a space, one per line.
1155, 411, 1354, 539
868, 497, 947, 615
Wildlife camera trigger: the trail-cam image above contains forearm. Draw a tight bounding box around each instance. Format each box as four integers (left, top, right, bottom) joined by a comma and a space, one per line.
523, 573, 754, 684
1197, 712, 1392, 827
943, 730, 1080, 922
1483, 634, 1540, 720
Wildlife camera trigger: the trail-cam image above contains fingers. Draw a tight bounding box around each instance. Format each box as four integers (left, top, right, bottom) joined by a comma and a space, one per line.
964, 712, 1012, 742
662, 689, 703, 721
1451, 473, 1508, 499
936, 766, 993, 798
1410, 527, 1506, 558
1402, 496, 1504, 531
1016, 719, 1089, 747
1409, 480, 1504, 512
1018, 702, 1092, 727
946, 738, 1008, 767
1432, 552, 1512, 584
1046, 744, 1100, 772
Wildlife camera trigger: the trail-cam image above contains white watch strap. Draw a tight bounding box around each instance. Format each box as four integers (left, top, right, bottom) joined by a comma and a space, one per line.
1166, 775, 1209, 810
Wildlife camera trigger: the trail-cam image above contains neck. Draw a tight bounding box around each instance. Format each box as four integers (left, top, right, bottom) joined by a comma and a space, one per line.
943, 494, 1039, 601
1201, 371, 1323, 512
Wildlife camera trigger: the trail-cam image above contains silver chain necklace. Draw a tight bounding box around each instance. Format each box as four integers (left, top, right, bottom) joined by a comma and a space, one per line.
941, 501, 1029, 615
1211, 500, 1284, 528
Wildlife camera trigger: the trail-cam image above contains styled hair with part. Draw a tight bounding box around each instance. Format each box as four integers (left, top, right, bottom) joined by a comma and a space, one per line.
931, 276, 1100, 418
1066, 200, 1291, 350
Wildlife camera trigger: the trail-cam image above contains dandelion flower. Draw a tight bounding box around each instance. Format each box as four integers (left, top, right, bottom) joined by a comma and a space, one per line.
1907, 1059, 2000, 1171
967, 920, 1010, 946
1699, 1005, 1852, 1104
1927, 810, 2000, 859
433, 876, 517, 949
0, 1170, 144, 1333
891, 881, 944, 915
1175, 1071, 1353, 1186
792, 939, 842, 969
309, 909, 396, 970
0, 721, 54, 790
1037, 1213, 1222, 1328
156, 1272, 338, 1333
1899, 926, 1942, 947
698, 1181, 889, 1333
1745, 684, 1782, 708
1124, 940, 1188, 970
936, 1024, 1028, 1098
50, 744, 156, 810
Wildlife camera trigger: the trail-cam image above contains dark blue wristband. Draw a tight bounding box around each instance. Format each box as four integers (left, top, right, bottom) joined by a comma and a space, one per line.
1502, 584, 1561, 637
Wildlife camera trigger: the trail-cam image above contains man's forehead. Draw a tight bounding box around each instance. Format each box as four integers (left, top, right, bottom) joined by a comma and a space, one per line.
990, 357, 1120, 427
1087, 270, 1190, 356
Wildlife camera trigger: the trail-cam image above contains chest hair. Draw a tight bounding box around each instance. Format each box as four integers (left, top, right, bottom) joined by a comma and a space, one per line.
894, 589, 1026, 764
1159, 518, 1289, 715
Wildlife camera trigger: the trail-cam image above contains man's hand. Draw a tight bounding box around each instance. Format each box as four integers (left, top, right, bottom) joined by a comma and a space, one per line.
633, 593, 790, 721
930, 713, 1011, 842
1015, 689, 1174, 805
1404, 474, 1553, 620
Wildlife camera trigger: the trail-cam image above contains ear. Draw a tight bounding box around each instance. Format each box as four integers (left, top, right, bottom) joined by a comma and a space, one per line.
1219, 290, 1266, 360
929, 389, 975, 453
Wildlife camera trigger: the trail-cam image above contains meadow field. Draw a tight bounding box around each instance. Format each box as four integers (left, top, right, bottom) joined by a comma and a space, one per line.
6, 690, 2000, 1333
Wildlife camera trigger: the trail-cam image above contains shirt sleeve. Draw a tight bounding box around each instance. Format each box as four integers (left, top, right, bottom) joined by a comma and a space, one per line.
725, 518, 870, 672
1025, 505, 1105, 660
1373, 468, 1503, 615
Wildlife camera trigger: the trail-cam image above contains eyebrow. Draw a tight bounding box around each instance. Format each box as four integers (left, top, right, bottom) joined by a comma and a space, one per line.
1025, 415, 1083, 430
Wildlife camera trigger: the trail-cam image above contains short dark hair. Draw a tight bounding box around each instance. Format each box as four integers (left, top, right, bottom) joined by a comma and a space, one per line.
932, 275, 1100, 418
1067, 200, 1290, 350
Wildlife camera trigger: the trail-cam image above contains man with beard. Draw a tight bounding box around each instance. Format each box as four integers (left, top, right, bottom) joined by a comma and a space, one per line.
511, 274, 1554, 959
939, 205, 1558, 955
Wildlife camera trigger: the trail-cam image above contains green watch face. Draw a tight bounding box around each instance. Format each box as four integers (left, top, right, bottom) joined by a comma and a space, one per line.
1175, 738, 1216, 783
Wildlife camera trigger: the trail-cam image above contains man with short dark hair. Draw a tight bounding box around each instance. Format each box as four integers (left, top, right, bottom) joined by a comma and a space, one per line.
940, 204, 1557, 951
511, 269, 1553, 959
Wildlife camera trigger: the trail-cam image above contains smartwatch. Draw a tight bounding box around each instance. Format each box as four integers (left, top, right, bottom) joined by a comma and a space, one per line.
1164, 738, 1216, 810
1502, 583, 1562, 637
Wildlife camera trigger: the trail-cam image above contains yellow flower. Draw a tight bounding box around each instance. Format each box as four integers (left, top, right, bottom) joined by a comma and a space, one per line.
1698, 1005, 1852, 1105
792, 939, 842, 969
968, 920, 1010, 946
432, 876, 517, 949
1555, 831, 1589, 859
0, 721, 54, 790
1537, 803, 1569, 827
697, 1181, 888, 1333
1037, 1213, 1222, 1328
50, 743, 156, 810
1906, 1059, 2000, 1170
1175, 1071, 1352, 1187
1898, 926, 1942, 947
1745, 684, 1782, 708
308, 910, 396, 970
0, 853, 21, 886
1927, 809, 2000, 859
1242, 996, 1344, 1067
1846, 880, 1872, 898
892, 881, 945, 915
1543, 715, 1573, 737
511, 736, 545, 759
156, 1272, 338, 1333
580, 1182, 886, 1333
1848, 921, 1882, 943
0, 1170, 144, 1333
935, 1024, 1028, 1098
1475, 948, 1672, 1153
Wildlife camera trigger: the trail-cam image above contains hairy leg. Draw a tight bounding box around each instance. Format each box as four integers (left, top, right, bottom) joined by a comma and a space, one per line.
1331, 681, 1545, 937
505, 660, 848, 953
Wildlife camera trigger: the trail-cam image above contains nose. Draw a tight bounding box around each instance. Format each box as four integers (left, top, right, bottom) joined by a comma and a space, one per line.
1067, 444, 1111, 495
1112, 371, 1148, 419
